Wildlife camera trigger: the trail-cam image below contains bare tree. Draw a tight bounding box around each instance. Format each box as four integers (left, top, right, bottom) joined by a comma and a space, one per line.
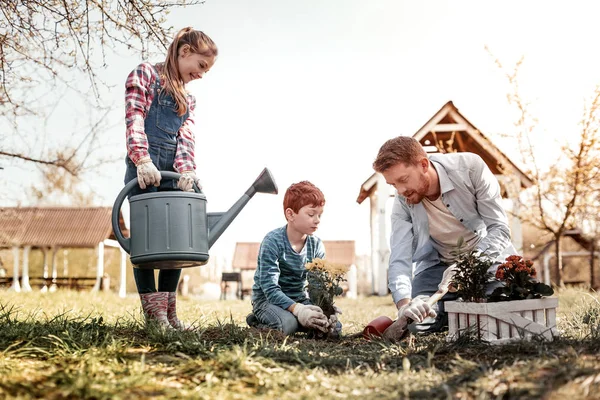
490, 49, 600, 286
0, 0, 204, 175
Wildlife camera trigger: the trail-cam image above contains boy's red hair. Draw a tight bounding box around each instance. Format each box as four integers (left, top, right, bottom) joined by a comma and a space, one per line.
283, 181, 325, 215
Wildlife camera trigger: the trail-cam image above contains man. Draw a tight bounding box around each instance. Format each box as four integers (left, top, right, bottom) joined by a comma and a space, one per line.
372, 136, 516, 333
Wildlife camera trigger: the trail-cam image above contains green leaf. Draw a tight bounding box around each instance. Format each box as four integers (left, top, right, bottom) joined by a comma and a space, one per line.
533, 282, 554, 296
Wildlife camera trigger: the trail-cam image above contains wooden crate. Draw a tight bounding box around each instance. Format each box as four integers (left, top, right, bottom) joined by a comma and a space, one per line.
445, 297, 559, 344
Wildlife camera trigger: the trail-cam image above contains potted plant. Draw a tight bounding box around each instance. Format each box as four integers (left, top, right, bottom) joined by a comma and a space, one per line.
450, 246, 494, 303
445, 251, 558, 344
305, 258, 349, 339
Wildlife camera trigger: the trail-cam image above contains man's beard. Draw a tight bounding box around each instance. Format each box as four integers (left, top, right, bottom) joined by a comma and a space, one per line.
403, 175, 430, 205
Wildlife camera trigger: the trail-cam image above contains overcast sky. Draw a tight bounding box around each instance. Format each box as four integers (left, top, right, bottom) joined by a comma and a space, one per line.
3, 0, 600, 260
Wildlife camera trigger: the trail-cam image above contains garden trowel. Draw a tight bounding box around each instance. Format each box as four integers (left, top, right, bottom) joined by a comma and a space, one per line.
374, 264, 458, 341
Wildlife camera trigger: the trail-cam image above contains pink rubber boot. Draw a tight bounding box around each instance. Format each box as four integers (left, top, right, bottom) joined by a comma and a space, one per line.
139, 292, 171, 328
167, 291, 192, 330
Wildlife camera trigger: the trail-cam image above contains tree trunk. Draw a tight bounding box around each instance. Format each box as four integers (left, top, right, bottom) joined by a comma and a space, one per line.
555, 234, 565, 287
591, 239, 597, 290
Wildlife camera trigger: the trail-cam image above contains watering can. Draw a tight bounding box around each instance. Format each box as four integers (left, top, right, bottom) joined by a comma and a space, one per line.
112, 168, 278, 269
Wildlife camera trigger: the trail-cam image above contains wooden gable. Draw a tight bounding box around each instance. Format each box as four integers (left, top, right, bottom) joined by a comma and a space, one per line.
413, 101, 533, 189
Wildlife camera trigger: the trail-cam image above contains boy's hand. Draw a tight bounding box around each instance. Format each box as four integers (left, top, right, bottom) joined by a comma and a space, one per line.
327, 305, 342, 332
292, 303, 328, 332
177, 171, 201, 192
135, 157, 161, 189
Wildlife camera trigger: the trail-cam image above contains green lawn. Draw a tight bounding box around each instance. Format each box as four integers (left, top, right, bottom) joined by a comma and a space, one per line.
0, 289, 599, 399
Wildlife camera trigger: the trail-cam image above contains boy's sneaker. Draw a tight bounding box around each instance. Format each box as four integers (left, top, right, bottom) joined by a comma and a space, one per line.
246, 313, 260, 327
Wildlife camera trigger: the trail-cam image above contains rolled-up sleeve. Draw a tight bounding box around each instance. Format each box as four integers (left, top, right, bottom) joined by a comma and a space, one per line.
388, 198, 415, 304
125, 63, 153, 165
471, 157, 512, 258
174, 95, 197, 173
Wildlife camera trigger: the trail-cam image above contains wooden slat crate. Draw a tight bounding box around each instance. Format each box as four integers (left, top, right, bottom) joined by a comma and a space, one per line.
445, 297, 559, 344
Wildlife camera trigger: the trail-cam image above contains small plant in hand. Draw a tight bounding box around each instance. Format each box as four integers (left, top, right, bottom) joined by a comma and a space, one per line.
305, 258, 349, 319
450, 238, 493, 303
488, 255, 554, 302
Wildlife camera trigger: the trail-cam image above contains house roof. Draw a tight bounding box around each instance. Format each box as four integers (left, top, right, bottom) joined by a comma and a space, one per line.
413, 101, 533, 188
232, 242, 261, 270
357, 101, 534, 204
531, 229, 596, 260
0, 207, 126, 248
231, 240, 357, 270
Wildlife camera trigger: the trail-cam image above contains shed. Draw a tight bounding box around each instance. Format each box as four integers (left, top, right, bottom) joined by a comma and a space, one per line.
0, 207, 129, 296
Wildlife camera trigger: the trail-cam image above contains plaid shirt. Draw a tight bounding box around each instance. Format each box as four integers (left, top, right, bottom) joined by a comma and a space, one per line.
125, 62, 197, 172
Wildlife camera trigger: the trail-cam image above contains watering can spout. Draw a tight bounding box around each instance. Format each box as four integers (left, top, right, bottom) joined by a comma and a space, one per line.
207, 168, 278, 248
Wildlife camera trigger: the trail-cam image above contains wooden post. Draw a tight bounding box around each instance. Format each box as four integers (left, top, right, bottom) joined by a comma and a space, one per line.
62, 249, 69, 277
369, 191, 378, 295
21, 245, 32, 292
591, 239, 596, 290
10, 246, 20, 292
41, 247, 48, 293
181, 274, 190, 297
119, 247, 127, 298
543, 252, 552, 286
92, 242, 104, 292
376, 174, 390, 296
347, 264, 358, 299
50, 246, 58, 292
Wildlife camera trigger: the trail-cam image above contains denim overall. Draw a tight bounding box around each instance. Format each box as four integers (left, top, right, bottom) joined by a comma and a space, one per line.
124, 68, 190, 294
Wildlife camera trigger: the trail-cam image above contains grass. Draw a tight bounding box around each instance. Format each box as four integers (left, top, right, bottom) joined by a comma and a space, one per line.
0, 289, 600, 399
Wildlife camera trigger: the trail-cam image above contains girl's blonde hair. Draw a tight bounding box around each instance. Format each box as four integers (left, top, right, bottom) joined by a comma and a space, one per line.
162, 27, 218, 116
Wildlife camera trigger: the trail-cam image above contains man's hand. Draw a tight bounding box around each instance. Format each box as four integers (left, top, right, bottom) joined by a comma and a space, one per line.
292, 303, 328, 332
177, 171, 201, 192
397, 297, 437, 323
136, 157, 161, 189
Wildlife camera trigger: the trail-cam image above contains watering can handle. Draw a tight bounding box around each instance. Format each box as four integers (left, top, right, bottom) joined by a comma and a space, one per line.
111, 171, 202, 253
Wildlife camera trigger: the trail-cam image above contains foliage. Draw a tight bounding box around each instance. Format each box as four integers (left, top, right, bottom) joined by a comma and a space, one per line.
488, 255, 554, 302
449, 239, 493, 303
0, 0, 204, 176
305, 258, 349, 317
0, 290, 600, 399
489, 49, 600, 286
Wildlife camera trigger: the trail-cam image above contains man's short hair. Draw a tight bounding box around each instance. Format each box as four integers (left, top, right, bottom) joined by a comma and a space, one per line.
373, 136, 428, 173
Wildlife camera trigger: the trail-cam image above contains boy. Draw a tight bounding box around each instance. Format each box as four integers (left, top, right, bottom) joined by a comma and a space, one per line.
246, 181, 338, 335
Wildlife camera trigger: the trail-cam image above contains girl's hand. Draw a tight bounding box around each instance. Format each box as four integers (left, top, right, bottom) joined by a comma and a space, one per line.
177, 171, 201, 192
135, 157, 161, 189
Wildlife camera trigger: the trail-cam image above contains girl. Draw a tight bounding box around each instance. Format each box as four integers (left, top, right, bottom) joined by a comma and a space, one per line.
123, 27, 218, 329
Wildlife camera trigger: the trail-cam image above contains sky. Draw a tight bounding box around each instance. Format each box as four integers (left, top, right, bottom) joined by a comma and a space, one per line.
3, 0, 600, 261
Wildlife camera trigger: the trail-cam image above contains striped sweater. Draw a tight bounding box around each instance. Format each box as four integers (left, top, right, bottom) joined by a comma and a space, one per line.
251, 225, 325, 309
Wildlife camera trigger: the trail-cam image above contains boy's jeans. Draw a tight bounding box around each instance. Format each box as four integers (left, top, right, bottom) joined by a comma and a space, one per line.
251, 298, 342, 335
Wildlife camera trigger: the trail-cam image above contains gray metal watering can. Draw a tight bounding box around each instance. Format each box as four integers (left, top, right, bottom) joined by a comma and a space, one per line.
112, 168, 278, 269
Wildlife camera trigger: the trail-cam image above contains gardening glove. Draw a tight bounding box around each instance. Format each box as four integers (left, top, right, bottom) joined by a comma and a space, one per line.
135, 157, 161, 189
327, 305, 343, 333
292, 303, 329, 333
397, 297, 437, 323
177, 171, 201, 192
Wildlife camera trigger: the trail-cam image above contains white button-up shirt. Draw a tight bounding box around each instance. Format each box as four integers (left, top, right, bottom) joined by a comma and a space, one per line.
388, 152, 517, 303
